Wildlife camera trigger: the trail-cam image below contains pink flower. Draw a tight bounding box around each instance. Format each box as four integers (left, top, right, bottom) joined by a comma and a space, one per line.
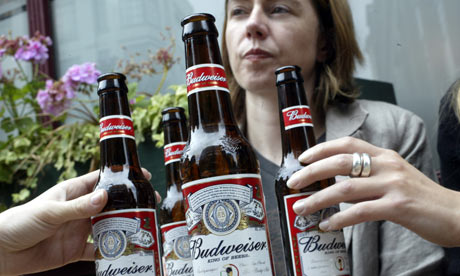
62, 62, 100, 96
14, 39, 49, 64
36, 80, 72, 116
63, 62, 100, 84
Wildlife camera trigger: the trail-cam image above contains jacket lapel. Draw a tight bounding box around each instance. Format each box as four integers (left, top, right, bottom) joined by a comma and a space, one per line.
325, 100, 369, 140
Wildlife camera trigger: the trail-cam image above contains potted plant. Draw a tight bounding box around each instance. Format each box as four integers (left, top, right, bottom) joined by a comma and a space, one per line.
0, 31, 187, 214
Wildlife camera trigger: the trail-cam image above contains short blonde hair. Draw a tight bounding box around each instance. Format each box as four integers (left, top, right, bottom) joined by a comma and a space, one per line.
221, 0, 364, 126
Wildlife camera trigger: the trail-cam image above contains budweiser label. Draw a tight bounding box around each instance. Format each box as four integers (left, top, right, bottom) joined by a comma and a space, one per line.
164, 142, 187, 165
185, 63, 229, 95
100, 115, 135, 142
182, 174, 273, 275
282, 105, 313, 130
161, 221, 193, 276
91, 209, 161, 276
284, 193, 350, 276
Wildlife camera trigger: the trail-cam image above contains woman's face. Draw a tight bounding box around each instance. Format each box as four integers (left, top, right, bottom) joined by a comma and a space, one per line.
225, 0, 325, 93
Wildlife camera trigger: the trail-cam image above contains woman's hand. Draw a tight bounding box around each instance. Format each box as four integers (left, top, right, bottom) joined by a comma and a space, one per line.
287, 136, 460, 247
0, 169, 157, 275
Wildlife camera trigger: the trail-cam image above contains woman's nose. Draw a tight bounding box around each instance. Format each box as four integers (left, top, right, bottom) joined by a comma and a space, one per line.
245, 8, 268, 40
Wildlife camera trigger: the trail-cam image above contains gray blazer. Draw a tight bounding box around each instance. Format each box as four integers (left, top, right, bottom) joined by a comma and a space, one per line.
327, 100, 444, 275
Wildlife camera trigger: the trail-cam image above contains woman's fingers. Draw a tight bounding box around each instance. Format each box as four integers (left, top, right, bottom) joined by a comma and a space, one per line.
292, 177, 385, 216
298, 136, 382, 164
319, 199, 391, 231
288, 154, 351, 189
287, 152, 383, 189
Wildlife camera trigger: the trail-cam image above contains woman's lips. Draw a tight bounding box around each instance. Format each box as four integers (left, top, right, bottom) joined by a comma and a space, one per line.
243, 48, 273, 61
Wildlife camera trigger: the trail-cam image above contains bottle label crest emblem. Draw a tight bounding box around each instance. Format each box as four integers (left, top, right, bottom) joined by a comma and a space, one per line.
182, 174, 273, 275
282, 105, 313, 130
161, 221, 194, 276
91, 209, 161, 275
99, 115, 135, 142
284, 193, 350, 275
164, 142, 187, 165
185, 63, 229, 95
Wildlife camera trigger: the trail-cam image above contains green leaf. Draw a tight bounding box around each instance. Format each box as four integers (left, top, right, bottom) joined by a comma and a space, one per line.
4, 82, 28, 101
127, 82, 138, 101
1, 118, 16, 133
4, 151, 19, 164
13, 137, 31, 149
16, 117, 35, 133
12, 188, 31, 203
22, 80, 45, 98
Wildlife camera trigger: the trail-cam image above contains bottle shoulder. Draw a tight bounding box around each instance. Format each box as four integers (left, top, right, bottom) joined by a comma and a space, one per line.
181, 126, 260, 181
95, 166, 156, 210
276, 155, 304, 181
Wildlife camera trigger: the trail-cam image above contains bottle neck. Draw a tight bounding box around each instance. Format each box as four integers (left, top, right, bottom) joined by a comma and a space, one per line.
278, 82, 317, 163
184, 34, 238, 133
163, 119, 188, 189
99, 90, 141, 170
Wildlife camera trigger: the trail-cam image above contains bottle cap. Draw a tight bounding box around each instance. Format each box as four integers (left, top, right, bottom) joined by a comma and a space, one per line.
161, 107, 186, 124
275, 65, 304, 86
97, 73, 128, 95
181, 13, 218, 41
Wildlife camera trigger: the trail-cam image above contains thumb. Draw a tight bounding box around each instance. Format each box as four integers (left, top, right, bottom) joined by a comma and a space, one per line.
45, 189, 108, 225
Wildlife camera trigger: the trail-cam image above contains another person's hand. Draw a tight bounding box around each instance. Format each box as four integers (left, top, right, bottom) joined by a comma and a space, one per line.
0, 169, 156, 275
287, 136, 460, 247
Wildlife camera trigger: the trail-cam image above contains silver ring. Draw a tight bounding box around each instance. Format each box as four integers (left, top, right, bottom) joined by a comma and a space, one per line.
360, 153, 372, 177
350, 152, 363, 177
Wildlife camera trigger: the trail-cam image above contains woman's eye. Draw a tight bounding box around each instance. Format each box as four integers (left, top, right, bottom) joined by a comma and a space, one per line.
272, 5, 289, 14
230, 7, 247, 17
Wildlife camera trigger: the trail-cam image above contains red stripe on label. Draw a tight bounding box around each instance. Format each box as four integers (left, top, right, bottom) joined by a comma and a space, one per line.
164, 143, 186, 165
282, 105, 313, 130
99, 116, 135, 141
186, 64, 229, 94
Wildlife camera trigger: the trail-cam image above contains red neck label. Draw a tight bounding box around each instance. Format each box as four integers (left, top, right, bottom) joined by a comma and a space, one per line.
164, 142, 186, 165
186, 63, 229, 95
99, 115, 135, 142
282, 105, 313, 130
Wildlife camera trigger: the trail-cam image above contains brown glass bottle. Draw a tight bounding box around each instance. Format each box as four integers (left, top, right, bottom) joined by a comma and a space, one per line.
91, 73, 161, 276
179, 13, 274, 275
159, 107, 193, 276
275, 66, 350, 276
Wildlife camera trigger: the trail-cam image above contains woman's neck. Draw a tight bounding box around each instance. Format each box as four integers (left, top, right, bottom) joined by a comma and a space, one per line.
245, 81, 325, 165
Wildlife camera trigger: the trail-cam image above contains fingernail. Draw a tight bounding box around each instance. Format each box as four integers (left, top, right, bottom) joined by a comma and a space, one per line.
287, 173, 299, 188
91, 190, 104, 206
298, 150, 312, 162
319, 218, 330, 231
146, 171, 152, 180
293, 200, 306, 214
155, 191, 162, 203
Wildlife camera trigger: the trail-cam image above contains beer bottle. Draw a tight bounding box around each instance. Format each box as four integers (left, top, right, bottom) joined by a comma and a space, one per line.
180, 13, 274, 275
159, 107, 193, 276
275, 66, 350, 276
91, 73, 161, 276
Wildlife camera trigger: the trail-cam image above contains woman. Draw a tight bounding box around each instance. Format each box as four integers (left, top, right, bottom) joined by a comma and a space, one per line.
222, 0, 444, 275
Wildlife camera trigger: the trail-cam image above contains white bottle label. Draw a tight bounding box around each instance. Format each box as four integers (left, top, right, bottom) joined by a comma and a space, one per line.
91, 209, 161, 275
284, 193, 350, 276
182, 174, 273, 275
161, 221, 194, 276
